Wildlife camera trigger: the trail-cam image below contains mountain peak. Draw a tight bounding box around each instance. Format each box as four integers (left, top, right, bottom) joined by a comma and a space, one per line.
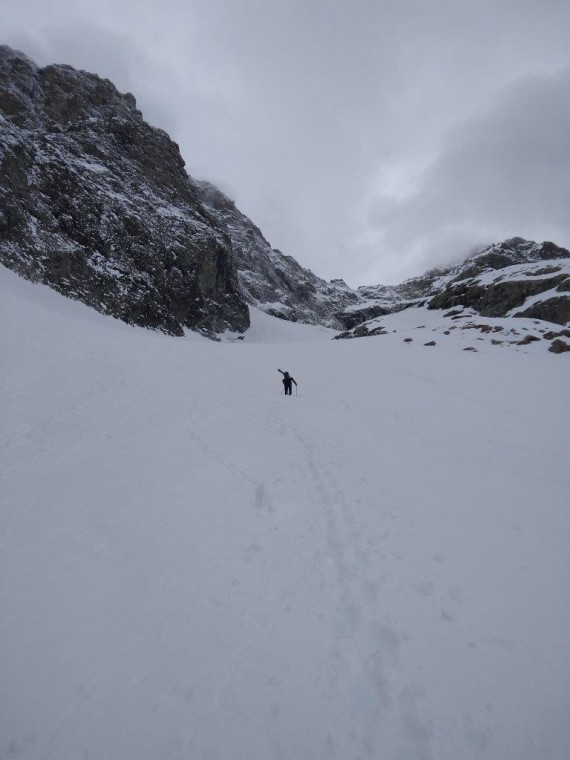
1, 49, 568, 338
0, 48, 249, 336
0, 44, 36, 67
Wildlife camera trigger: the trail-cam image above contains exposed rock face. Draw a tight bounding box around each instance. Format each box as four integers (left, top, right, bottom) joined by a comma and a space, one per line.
428, 275, 568, 317
336, 240, 570, 340
425, 239, 570, 324
195, 181, 361, 328
1, 48, 569, 339
0, 46, 249, 336
335, 303, 393, 330
514, 296, 570, 325
334, 284, 405, 330
171, 179, 412, 331
335, 239, 570, 335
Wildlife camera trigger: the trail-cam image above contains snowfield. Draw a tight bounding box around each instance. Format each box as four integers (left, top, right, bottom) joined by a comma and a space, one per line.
1, 266, 569, 760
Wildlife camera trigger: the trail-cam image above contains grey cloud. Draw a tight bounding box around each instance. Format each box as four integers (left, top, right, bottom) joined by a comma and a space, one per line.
2, 22, 180, 136
2, 0, 570, 285
364, 67, 570, 283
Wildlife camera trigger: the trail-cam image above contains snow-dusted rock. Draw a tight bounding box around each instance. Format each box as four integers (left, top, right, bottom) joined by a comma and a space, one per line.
196, 180, 360, 328
0, 46, 249, 337
426, 239, 570, 324
2, 48, 569, 339
338, 239, 570, 338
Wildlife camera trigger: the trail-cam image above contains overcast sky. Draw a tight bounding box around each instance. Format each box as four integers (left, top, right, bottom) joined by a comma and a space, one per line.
3, 0, 570, 285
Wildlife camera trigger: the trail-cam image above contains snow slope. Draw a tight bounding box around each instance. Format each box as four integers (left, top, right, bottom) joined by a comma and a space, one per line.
336, 304, 570, 354
1, 266, 569, 760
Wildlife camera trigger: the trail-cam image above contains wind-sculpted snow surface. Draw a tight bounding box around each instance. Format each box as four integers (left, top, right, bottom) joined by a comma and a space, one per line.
2, 267, 569, 760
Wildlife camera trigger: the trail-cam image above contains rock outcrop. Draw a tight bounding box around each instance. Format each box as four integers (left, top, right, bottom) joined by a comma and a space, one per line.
337, 239, 570, 338
195, 181, 361, 328
425, 239, 570, 324
0, 46, 249, 337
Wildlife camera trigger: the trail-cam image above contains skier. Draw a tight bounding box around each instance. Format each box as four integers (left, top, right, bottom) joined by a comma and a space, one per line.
278, 368, 297, 395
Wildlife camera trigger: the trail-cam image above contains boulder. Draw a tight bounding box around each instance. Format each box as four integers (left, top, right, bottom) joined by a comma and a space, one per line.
548, 339, 570, 354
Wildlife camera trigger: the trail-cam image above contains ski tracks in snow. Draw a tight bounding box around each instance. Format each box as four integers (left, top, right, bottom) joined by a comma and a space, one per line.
277, 408, 434, 759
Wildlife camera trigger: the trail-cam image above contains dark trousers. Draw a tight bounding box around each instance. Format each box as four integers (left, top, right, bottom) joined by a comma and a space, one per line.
284, 381, 293, 395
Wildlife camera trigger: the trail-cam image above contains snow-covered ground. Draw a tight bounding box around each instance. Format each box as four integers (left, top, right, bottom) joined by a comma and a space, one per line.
1, 266, 569, 760
338, 304, 570, 354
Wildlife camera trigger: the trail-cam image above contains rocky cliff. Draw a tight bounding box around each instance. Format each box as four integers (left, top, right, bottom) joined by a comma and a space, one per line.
1, 47, 569, 340
195, 180, 362, 328
0, 45, 249, 337
336, 238, 570, 339
424, 238, 570, 324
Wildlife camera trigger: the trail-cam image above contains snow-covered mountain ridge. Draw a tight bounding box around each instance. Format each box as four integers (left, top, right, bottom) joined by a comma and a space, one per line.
336, 239, 570, 353
0, 45, 249, 336
198, 181, 570, 334
335, 238, 570, 330
196, 180, 361, 328
1, 46, 569, 341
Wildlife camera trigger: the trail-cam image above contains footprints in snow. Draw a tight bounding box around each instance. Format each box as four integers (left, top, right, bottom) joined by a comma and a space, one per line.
245, 419, 460, 757
412, 578, 462, 623
291, 427, 428, 750
253, 483, 273, 514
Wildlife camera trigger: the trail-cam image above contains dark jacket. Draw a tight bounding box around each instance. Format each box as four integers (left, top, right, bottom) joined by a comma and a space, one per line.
278, 369, 297, 386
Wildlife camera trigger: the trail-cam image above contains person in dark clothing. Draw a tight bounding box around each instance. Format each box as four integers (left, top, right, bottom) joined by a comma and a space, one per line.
278, 368, 297, 395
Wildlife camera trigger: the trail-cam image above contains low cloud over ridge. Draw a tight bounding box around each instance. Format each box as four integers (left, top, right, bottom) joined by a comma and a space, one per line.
2, 0, 570, 285
364, 67, 570, 283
